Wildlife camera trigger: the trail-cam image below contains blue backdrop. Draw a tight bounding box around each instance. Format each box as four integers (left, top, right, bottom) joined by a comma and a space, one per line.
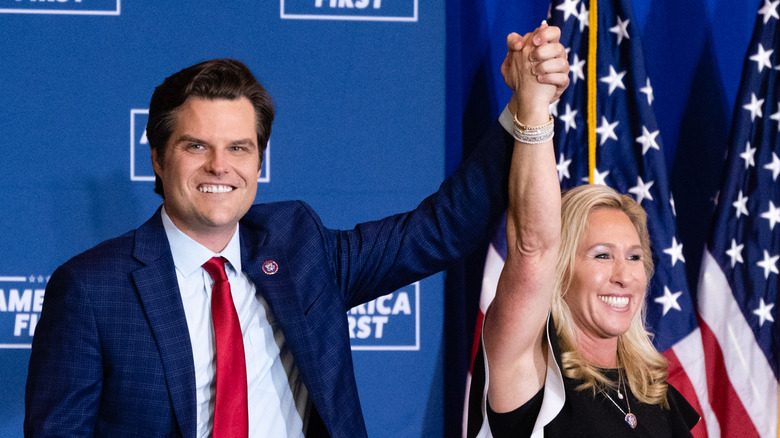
0, 0, 760, 437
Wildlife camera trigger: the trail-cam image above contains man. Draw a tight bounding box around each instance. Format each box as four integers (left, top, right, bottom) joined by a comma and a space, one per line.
25, 25, 568, 437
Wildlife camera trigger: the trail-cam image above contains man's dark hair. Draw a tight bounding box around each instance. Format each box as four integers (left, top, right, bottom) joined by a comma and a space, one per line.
146, 59, 275, 197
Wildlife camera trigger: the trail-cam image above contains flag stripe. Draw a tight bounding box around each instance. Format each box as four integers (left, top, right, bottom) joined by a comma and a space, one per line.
698, 318, 759, 437
662, 350, 705, 436
667, 330, 716, 437
698, 250, 777, 437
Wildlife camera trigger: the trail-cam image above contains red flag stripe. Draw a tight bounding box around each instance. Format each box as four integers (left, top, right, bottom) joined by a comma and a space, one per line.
697, 250, 776, 437
664, 343, 709, 437
698, 317, 759, 437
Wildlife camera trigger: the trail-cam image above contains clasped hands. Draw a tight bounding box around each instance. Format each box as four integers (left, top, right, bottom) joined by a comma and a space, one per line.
503, 21, 570, 126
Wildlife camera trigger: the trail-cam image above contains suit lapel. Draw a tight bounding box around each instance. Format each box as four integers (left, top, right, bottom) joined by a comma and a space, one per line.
131, 211, 197, 438
239, 226, 332, 421
240, 226, 307, 346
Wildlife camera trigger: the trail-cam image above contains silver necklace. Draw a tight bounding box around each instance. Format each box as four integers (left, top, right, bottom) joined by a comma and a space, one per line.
603, 368, 637, 429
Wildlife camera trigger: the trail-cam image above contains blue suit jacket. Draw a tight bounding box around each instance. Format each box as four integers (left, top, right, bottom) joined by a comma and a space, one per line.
25, 120, 514, 437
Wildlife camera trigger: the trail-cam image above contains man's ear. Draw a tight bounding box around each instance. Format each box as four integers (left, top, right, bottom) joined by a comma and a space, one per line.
151, 148, 162, 174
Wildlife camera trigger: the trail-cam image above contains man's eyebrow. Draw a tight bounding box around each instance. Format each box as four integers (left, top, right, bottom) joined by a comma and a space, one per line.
230, 138, 258, 148
173, 134, 208, 145
173, 135, 257, 148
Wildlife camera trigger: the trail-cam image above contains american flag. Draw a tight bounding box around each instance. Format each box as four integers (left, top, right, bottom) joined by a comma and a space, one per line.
694, 0, 780, 436
464, 0, 746, 436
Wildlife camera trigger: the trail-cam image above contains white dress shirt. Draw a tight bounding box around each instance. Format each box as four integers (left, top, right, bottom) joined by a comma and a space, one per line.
161, 208, 308, 437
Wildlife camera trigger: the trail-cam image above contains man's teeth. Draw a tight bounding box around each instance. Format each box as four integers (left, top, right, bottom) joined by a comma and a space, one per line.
199, 185, 233, 193
599, 295, 629, 308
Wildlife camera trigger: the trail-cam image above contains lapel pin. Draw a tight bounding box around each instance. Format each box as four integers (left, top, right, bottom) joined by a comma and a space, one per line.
262, 260, 279, 275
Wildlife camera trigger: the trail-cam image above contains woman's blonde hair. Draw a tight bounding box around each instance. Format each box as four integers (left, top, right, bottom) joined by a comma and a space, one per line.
551, 184, 670, 407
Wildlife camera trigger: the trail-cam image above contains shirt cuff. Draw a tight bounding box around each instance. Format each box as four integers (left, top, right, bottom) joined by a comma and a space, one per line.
499, 105, 514, 136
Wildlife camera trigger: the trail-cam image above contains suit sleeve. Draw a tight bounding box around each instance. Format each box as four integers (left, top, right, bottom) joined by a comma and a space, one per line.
330, 117, 515, 308
25, 264, 102, 437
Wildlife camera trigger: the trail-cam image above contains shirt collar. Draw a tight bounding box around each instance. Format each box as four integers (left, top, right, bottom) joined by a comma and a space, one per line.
161, 207, 243, 278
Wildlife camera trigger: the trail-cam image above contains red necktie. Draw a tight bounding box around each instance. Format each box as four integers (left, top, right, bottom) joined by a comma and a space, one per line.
202, 257, 249, 438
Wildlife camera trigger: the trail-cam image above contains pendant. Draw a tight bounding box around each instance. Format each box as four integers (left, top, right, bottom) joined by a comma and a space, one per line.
625, 413, 637, 429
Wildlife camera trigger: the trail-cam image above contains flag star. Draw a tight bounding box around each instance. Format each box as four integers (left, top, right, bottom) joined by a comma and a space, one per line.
600, 65, 627, 95
559, 104, 578, 132
28, 275, 35, 283
749, 43, 774, 73
595, 116, 619, 146
758, 0, 780, 23
549, 100, 560, 117
609, 16, 631, 46
636, 125, 661, 155
732, 190, 750, 218
743, 93, 765, 121
740, 141, 757, 169
576, 3, 589, 32
670, 194, 677, 217
570, 53, 586, 84
555, 0, 581, 21
757, 250, 779, 279
753, 298, 775, 327
640, 77, 654, 105
654, 286, 683, 316
592, 168, 610, 185
557, 153, 572, 181
769, 102, 780, 129
663, 237, 685, 267
725, 239, 744, 267
761, 200, 780, 230
628, 176, 654, 205
764, 152, 780, 180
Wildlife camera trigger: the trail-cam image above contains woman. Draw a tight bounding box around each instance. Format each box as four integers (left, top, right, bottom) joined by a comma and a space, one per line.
477, 25, 700, 437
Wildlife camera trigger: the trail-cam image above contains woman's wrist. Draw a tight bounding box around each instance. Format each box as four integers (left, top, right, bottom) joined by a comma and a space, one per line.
512, 113, 554, 144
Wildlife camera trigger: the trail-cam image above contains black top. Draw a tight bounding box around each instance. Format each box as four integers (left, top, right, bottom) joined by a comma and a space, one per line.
486, 320, 700, 437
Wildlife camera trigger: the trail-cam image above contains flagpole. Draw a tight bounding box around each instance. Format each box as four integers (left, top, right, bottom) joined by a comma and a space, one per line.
587, 0, 598, 184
